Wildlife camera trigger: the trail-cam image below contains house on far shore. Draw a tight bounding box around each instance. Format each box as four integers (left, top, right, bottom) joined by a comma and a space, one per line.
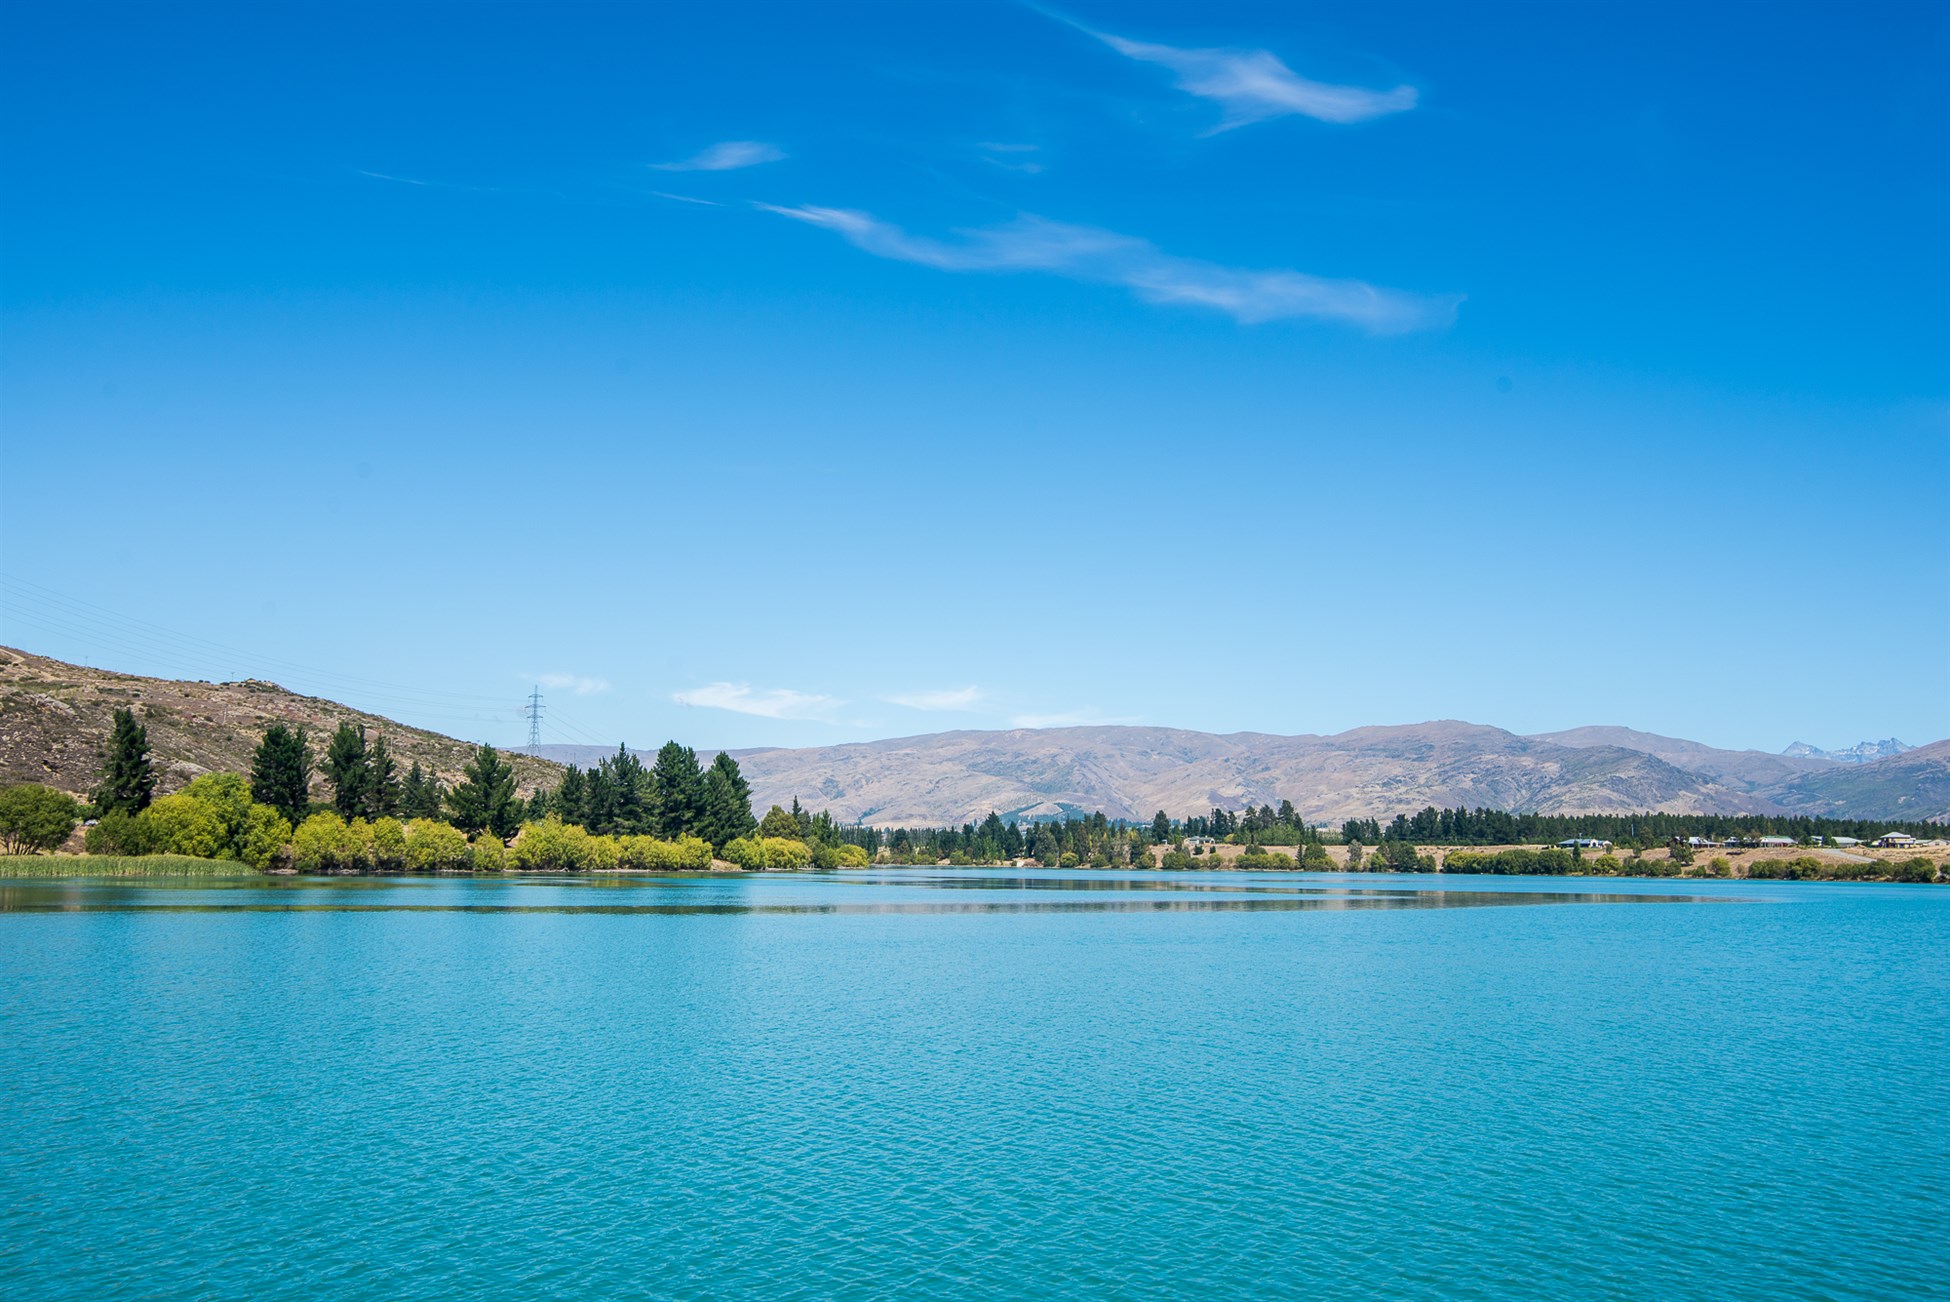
1557, 838, 1613, 850
1756, 836, 1797, 849
1873, 832, 1917, 848
1678, 835, 1723, 848
1830, 836, 1862, 848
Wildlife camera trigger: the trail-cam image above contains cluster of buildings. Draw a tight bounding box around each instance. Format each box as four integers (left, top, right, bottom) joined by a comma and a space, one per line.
1674, 832, 1923, 850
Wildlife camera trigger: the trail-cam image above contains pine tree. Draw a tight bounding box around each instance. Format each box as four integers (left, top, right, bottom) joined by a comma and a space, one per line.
365, 734, 401, 818
448, 744, 520, 840
94, 707, 157, 816
1151, 810, 1170, 843
554, 765, 587, 826
250, 723, 311, 825
323, 723, 370, 819
698, 751, 755, 849
400, 762, 436, 819
649, 741, 705, 839
758, 804, 801, 839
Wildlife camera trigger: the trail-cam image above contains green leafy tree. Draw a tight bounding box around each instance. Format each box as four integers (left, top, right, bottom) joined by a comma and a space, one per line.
448, 744, 521, 841
323, 723, 370, 819
250, 723, 311, 826
698, 751, 756, 849
758, 804, 801, 839
649, 742, 705, 839
94, 707, 157, 816
141, 794, 226, 860
0, 784, 82, 854
1150, 810, 1170, 843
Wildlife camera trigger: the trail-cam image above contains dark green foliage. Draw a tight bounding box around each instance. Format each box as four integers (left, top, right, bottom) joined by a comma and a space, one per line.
249, 723, 311, 826
1151, 810, 1170, 843
365, 734, 400, 818
698, 752, 756, 850
758, 804, 801, 839
400, 762, 445, 820
0, 784, 82, 854
1442, 848, 1579, 876
553, 765, 587, 825
85, 807, 161, 856
448, 744, 521, 840
323, 723, 369, 818
94, 708, 156, 816
649, 742, 705, 839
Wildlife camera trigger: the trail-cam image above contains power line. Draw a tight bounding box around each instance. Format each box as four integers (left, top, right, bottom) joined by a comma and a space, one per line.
524, 686, 544, 753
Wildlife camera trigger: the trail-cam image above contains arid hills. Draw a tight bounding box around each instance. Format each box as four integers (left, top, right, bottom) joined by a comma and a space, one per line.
4, 646, 1942, 826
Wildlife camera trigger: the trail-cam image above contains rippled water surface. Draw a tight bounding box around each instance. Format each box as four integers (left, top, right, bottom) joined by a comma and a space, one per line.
3, 870, 1945, 1299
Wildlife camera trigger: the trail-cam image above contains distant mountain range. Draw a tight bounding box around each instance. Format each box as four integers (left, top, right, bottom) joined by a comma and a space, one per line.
1781, 738, 1911, 764
6, 646, 1941, 828
532, 723, 1950, 828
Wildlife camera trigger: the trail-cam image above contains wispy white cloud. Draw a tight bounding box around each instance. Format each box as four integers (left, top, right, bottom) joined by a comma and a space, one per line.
674, 682, 843, 721
651, 141, 786, 172
1089, 28, 1416, 129
649, 190, 721, 206
537, 672, 611, 696
885, 686, 986, 711
756, 204, 1458, 333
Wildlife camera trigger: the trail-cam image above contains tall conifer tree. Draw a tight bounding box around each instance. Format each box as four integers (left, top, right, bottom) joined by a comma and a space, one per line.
94, 707, 157, 816
323, 723, 370, 818
250, 723, 311, 825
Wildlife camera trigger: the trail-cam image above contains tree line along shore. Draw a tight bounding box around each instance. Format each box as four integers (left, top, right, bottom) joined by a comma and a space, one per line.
0, 709, 1941, 883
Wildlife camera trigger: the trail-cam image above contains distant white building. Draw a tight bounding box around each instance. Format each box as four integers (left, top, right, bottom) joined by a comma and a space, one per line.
1757, 836, 1796, 848
1874, 833, 1917, 848
1831, 837, 1862, 848
1557, 838, 1613, 850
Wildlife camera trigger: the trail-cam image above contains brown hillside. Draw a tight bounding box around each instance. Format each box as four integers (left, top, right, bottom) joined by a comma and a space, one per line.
0, 647, 560, 802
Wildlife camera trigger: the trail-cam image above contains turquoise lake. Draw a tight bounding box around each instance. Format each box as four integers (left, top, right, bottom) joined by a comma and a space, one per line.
2, 869, 1945, 1300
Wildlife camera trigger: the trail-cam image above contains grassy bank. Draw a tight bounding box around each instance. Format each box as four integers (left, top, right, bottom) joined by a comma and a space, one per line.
0, 854, 259, 878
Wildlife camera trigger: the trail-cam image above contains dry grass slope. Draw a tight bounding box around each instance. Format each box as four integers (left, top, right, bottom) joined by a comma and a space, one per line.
0, 647, 560, 802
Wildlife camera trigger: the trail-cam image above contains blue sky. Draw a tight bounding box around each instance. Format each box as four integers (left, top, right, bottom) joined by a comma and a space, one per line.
2, 0, 1945, 755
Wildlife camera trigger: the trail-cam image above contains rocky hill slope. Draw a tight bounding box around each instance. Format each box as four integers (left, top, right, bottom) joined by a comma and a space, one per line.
0, 647, 560, 801
9, 648, 1940, 826
536, 721, 1811, 826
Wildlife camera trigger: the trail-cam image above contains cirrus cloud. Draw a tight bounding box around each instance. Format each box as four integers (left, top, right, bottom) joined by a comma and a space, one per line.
1085, 26, 1416, 130
885, 686, 986, 711
674, 681, 843, 721
651, 141, 786, 172
756, 204, 1458, 334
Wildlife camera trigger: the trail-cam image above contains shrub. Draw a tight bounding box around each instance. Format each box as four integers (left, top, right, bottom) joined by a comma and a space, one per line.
811, 842, 873, 870
1442, 848, 1578, 876
1376, 840, 1436, 873
181, 773, 253, 853
1236, 847, 1288, 869
722, 835, 813, 870
0, 784, 83, 854
1891, 857, 1939, 884
1300, 844, 1333, 871
511, 818, 601, 872
403, 819, 471, 872
1707, 857, 1731, 877
236, 804, 292, 871
141, 794, 226, 860
86, 808, 160, 856
1130, 847, 1155, 869
292, 812, 359, 872
615, 834, 712, 871
1745, 856, 1826, 880
1159, 849, 1195, 870
469, 835, 506, 873
1058, 851, 1080, 869
369, 818, 408, 872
